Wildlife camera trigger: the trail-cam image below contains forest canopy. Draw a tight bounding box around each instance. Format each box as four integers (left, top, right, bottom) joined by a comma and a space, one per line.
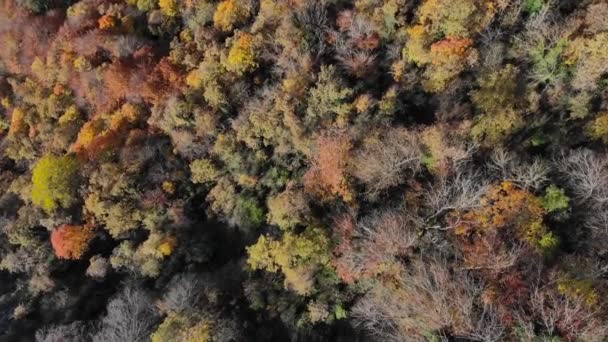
0, 0, 608, 341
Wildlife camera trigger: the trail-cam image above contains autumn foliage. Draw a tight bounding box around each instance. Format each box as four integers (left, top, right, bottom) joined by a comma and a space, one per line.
51, 224, 94, 260
303, 133, 353, 201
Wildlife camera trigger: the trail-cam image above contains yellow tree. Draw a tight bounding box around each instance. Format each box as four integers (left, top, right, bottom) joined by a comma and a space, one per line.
213, 0, 252, 32
32, 154, 80, 212
224, 32, 259, 75
247, 226, 331, 295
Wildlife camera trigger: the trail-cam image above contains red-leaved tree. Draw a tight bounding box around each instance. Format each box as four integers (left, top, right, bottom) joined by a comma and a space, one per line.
50, 224, 94, 260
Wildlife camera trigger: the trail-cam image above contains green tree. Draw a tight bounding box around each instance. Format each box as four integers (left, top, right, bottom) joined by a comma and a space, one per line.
247, 226, 331, 294
267, 187, 310, 230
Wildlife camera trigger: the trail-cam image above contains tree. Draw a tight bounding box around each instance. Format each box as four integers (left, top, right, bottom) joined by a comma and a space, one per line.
471, 110, 523, 146
471, 64, 519, 113
303, 132, 353, 202
266, 187, 310, 230
351, 128, 421, 197
35, 322, 88, 342
31, 154, 79, 213
50, 224, 94, 260
416, 0, 497, 38
87, 255, 109, 279
333, 210, 419, 284
93, 286, 158, 342
213, 0, 252, 32
224, 32, 259, 75
190, 159, 220, 184
587, 111, 608, 143
351, 258, 497, 340
247, 226, 331, 295
305, 65, 353, 128
452, 181, 558, 259
159, 0, 178, 17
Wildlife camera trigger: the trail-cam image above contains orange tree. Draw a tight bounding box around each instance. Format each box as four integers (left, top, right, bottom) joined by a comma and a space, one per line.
51, 224, 94, 260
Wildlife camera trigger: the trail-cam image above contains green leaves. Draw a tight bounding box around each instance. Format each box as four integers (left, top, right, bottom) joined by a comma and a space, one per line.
542, 185, 570, 213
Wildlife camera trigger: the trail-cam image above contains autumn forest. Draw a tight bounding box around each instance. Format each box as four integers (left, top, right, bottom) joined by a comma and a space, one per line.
1, 0, 608, 341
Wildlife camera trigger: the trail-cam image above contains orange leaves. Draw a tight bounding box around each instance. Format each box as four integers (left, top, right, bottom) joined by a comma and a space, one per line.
452, 181, 556, 267
303, 133, 353, 202
98, 15, 118, 31
455, 182, 544, 235
430, 36, 473, 65
72, 103, 145, 160
51, 224, 94, 260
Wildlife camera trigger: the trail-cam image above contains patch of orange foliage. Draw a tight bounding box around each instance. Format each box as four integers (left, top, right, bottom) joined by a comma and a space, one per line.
454, 181, 545, 237
430, 36, 473, 65
98, 15, 118, 31
51, 224, 94, 260
72, 103, 145, 160
303, 133, 353, 202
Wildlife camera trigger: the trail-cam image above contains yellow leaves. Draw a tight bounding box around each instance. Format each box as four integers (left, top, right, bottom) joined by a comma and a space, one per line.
404, 25, 430, 65
58, 105, 80, 125
73, 56, 91, 72
73, 118, 104, 152
247, 226, 331, 293
471, 109, 523, 146
213, 0, 252, 32
225, 32, 259, 75
354, 93, 374, 114
1, 97, 11, 109
158, 236, 177, 256
162, 180, 175, 195
557, 277, 600, 307
186, 69, 204, 88
587, 111, 608, 144
31, 154, 80, 213
159, 0, 178, 17
8, 107, 26, 137
72, 102, 144, 158
190, 159, 220, 184
151, 313, 214, 342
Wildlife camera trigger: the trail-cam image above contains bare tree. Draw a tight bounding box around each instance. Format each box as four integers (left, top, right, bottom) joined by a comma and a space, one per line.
160, 273, 203, 314
488, 149, 549, 190
333, 210, 418, 283
36, 322, 88, 342
351, 258, 487, 340
555, 149, 608, 254
555, 149, 608, 207
424, 169, 488, 228
351, 128, 422, 198
528, 286, 608, 342
92, 286, 158, 342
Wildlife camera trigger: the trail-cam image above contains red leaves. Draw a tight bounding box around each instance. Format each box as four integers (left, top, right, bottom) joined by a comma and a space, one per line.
50, 224, 94, 260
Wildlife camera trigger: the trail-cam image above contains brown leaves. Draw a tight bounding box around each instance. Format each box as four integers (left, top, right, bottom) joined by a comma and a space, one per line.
303, 132, 353, 202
